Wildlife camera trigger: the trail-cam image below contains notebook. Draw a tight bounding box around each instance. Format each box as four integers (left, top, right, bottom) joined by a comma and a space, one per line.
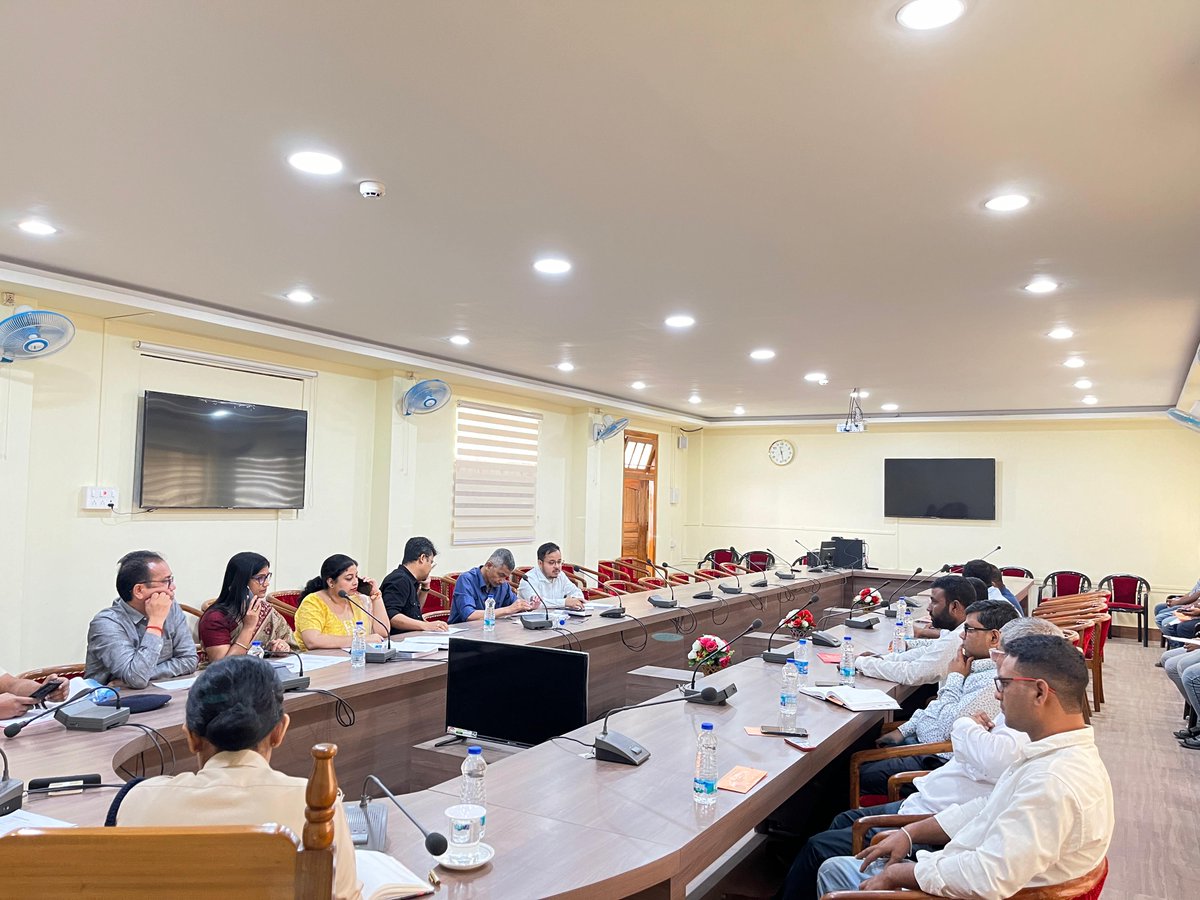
354, 849, 434, 899
797, 684, 900, 711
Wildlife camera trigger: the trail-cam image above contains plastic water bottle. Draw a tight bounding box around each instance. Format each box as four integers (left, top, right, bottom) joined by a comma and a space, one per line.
893, 616, 907, 654
779, 659, 800, 717
904, 609, 915, 640
794, 639, 811, 687
895, 595, 908, 621
839, 635, 856, 686
693, 723, 718, 806
460, 745, 487, 837
350, 621, 367, 669
247, 641, 265, 659
483, 596, 496, 632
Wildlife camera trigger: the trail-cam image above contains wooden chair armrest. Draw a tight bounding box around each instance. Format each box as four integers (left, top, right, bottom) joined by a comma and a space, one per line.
849, 742, 951, 807
850, 813, 934, 854
879, 720, 905, 734
887, 770, 928, 802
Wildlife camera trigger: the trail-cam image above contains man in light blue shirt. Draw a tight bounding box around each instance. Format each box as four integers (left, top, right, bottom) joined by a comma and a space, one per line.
448, 548, 534, 624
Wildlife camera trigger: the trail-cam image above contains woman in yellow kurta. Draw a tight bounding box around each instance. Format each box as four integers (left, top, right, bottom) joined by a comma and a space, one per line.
293, 554, 389, 650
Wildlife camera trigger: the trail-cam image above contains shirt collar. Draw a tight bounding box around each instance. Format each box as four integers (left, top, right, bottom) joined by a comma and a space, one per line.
969, 658, 996, 674
201, 749, 273, 771
114, 598, 148, 625
1019, 725, 1094, 762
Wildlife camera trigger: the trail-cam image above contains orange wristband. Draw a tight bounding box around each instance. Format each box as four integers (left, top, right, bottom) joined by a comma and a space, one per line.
145, 625, 164, 635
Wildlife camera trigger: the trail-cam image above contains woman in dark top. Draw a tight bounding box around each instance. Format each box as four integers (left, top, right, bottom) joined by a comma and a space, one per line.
198, 552, 296, 660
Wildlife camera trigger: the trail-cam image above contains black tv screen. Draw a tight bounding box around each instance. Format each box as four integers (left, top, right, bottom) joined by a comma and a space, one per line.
884, 458, 996, 520
445, 638, 588, 746
137, 391, 308, 509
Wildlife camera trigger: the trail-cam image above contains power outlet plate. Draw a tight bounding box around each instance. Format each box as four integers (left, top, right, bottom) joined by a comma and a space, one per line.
82, 486, 119, 510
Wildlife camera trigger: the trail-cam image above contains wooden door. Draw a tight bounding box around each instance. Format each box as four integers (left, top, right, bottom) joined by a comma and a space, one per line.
621, 432, 657, 564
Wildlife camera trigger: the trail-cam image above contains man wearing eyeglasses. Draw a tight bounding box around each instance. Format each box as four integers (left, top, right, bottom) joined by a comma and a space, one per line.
85, 550, 198, 688
817, 635, 1113, 898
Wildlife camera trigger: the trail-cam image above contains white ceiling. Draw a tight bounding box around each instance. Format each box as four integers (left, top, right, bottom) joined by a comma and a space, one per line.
1, 0, 1198, 420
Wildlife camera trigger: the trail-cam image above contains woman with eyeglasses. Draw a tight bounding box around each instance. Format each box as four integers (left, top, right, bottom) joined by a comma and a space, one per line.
199, 552, 297, 661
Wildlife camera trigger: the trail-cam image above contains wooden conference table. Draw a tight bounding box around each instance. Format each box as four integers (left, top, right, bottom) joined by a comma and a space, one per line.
7, 569, 1031, 898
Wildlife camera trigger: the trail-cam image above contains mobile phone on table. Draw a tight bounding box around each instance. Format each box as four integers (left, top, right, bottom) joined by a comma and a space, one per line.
760, 725, 809, 737
30, 679, 64, 702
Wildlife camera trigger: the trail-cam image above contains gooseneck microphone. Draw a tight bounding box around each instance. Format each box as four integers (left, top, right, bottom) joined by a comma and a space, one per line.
360, 774, 448, 855
593, 687, 718, 766
338, 590, 397, 662
885, 568, 924, 607
767, 548, 801, 580
795, 538, 824, 570
645, 559, 677, 608
680, 617, 763, 705
274, 651, 310, 693
981, 545, 1002, 561
762, 593, 822, 664
719, 549, 744, 595
661, 561, 714, 600
511, 571, 554, 630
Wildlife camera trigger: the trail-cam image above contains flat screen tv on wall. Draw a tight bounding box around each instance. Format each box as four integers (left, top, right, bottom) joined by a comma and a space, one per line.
884, 458, 996, 521
136, 390, 308, 509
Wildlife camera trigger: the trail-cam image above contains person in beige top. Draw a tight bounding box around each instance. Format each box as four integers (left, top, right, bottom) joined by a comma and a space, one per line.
109, 655, 361, 900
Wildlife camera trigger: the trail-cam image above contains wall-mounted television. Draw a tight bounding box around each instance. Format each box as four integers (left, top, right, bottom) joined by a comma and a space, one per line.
445, 638, 588, 746
884, 458, 996, 521
136, 390, 308, 509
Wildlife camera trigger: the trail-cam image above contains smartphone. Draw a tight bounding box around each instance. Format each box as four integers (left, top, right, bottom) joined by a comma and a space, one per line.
29, 679, 64, 702
761, 725, 809, 737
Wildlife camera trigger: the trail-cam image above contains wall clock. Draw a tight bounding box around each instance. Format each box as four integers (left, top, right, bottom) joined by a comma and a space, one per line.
768, 439, 795, 466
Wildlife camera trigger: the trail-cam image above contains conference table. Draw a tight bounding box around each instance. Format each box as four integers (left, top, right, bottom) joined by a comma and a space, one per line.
5, 568, 1031, 898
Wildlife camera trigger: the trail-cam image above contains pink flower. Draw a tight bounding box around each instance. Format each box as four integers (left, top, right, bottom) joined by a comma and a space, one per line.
718, 655, 730, 667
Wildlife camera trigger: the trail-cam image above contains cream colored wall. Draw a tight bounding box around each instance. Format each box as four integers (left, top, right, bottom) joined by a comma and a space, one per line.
685, 420, 1200, 611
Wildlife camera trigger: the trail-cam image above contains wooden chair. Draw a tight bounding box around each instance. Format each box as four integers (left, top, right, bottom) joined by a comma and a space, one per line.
267, 589, 304, 610
425, 609, 451, 622
693, 567, 727, 581
597, 559, 639, 583
17, 663, 87, 681
639, 576, 668, 589
0, 742, 339, 898
741, 550, 776, 572
563, 563, 603, 586
583, 586, 618, 601
1097, 573, 1151, 646
699, 548, 739, 569
1038, 570, 1093, 603
421, 588, 451, 616
718, 562, 752, 575
848, 739, 952, 808
563, 572, 588, 590
509, 565, 532, 589
1002, 566, 1035, 579
600, 579, 643, 595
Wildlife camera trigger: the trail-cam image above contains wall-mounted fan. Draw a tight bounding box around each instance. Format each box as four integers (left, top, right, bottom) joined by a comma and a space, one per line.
0, 306, 76, 363
592, 414, 629, 442
397, 378, 452, 416
1167, 405, 1200, 434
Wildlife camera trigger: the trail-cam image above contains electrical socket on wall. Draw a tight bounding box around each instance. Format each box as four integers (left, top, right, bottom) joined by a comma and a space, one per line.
82, 486, 119, 510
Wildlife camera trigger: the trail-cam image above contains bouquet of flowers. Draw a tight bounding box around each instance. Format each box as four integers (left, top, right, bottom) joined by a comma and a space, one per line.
855, 588, 885, 608
687, 634, 732, 676
783, 608, 816, 640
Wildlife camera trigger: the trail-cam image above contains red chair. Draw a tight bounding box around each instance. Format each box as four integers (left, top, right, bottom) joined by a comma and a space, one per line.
600, 579, 643, 595
718, 562, 751, 575
267, 589, 303, 609
665, 572, 691, 585
597, 560, 639, 583
699, 548, 739, 569
1039, 570, 1092, 603
429, 574, 459, 598
563, 563, 602, 587
949, 564, 965, 574
638, 576, 667, 589
509, 565, 532, 590
693, 568, 726, 581
421, 588, 451, 616
1097, 573, 1151, 646
740, 550, 776, 572
583, 586, 618, 601
1002, 566, 1035, 579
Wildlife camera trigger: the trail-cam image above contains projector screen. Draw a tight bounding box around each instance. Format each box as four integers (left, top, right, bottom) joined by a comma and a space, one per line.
884, 458, 996, 521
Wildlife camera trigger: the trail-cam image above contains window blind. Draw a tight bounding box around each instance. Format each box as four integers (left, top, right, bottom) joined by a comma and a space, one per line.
452, 401, 541, 546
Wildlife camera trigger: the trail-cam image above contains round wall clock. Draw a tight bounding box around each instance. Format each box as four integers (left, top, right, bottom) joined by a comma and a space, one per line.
768, 439, 795, 466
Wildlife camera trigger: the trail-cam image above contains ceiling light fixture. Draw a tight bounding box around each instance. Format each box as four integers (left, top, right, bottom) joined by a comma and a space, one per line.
804, 372, 827, 383
896, 0, 965, 30
287, 151, 343, 175
556, 362, 575, 372
880, 403, 900, 412
17, 219, 58, 235
1074, 378, 1093, 390
448, 335, 471, 346
851, 389, 870, 399
284, 289, 314, 304
1064, 357, 1085, 368
733, 405, 745, 416
984, 193, 1030, 212
665, 314, 695, 329
630, 381, 646, 390
1024, 278, 1059, 294
749, 349, 776, 361
1081, 395, 1099, 405
1047, 327, 1074, 340
533, 257, 572, 275
688, 394, 702, 405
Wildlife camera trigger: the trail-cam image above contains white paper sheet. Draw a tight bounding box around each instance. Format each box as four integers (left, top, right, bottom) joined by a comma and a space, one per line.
0, 808, 76, 836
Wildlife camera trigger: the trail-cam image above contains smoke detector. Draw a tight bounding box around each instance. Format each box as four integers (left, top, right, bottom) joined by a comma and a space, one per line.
358, 181, 386, 198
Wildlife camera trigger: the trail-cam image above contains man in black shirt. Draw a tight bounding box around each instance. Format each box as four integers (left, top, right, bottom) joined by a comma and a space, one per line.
381, 536, 449, 634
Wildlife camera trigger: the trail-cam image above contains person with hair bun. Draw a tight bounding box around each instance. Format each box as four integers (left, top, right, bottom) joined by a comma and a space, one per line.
293, 554, 389, 651
108, 656, 361, 899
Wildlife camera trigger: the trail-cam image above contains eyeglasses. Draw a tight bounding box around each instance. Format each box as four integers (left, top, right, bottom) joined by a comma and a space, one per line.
994, 676, 1056, 694
252, 573, 273, 584
962, 624, 996, 633
140, 576, 176, 588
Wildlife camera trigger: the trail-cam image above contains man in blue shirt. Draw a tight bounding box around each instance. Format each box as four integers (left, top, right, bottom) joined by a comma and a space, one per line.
448, 548, 534, 624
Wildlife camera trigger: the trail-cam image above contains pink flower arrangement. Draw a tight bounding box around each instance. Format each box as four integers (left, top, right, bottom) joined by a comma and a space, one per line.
688, 633, 733, 676
856, 588, 884, 607
784, 607, 816, 639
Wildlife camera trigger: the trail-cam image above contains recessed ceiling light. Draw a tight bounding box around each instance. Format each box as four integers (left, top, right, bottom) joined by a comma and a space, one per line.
1064, 357, 1085, 368
287, 151, 343, 175
984, 193, 1030, 212
1081, 395, 1099, 405
688, 394, 702, 405
556, 362, 575, 372
17, 219, 57, 235
1074, 378, 1093, 390
630, 381, 646, 390
285, 288, 314, 304
1047, 327, 1073, 340
448, 335, 471, 346
851, 390, 871, 399
1025, 278, 1059, 294
880, 403, 900, 412
533, 257, 572, 275
733, 405, 745, 416
665, 314, 695, 329
896, 0, 965, 30
749, 349, 776, 361
804, 372, 827, 383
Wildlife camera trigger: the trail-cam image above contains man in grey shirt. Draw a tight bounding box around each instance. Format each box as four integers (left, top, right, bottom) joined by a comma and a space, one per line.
85, 550, 198, 688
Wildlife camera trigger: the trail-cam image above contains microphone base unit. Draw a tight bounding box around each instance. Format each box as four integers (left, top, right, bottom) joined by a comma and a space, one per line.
593, 731, 650, 766
749, 579, 768, 588
810, 630, 841, 648
279, 674, 311, 693
680, 683, 738, 705
775, 570, 796, 580
846, 615, 880, 630
54, 704, 130, 732
718, 584, 743, 595
346, 799, 389, 851
0, 778, 23, 816
647, 596, 677, 608
761, 648, 794, 665
599, 608, 627, 619
520, 614, 555, 630
692, 590, 714, 600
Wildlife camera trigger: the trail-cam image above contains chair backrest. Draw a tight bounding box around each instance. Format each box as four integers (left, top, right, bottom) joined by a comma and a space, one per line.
700, 548, 738, 568
0, 742, 338, 898
741, 550, 775, 572
638, 576, 667, 589
179, 604, 204, 643
666, 572, 691, 585
1042, 571, 1092, 597
718, 562, 750, 574
583, 586, 617, 601
425, 609, 450, 622
1002, 566, 1035, 579
602, 579, 642, 595
597, 560, 639, 583
949, 564, 965, 574
509, 566, 532, 589
693, 568, 725, 580
268, 600, 297, 629
421, 588, 450, 615
267, 589, 304, 609
17, 663, 87, 681
1097, 573, 1150, 606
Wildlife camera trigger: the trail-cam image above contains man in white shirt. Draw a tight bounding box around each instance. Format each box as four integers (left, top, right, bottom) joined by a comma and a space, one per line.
855, 576, 975, 687
517, 542, 585, 610
817, 634, 1114, 899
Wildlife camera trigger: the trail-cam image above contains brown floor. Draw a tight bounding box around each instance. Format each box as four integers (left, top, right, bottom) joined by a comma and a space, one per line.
702, 637, 1194, 899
